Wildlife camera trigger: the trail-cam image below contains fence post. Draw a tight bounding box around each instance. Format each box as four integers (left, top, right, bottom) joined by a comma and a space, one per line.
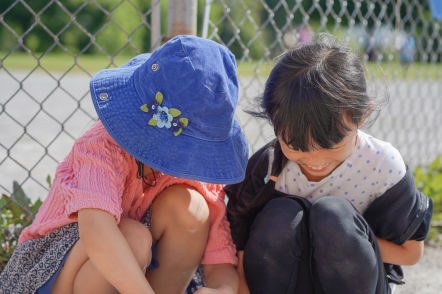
167, 0, 197, 38
202, 0, 212, 38
150, 0, 161, 51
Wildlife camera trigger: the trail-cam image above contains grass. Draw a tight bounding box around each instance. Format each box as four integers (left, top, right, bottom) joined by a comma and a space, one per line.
237, 59, 441, 80
0, 52, 133, 75
1, 51, 440, 79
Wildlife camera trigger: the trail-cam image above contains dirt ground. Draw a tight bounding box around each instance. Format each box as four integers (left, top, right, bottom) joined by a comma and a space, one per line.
394, 244, 442, 294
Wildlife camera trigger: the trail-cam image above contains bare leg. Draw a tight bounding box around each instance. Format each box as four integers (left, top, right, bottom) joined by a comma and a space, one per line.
50, 218, 152, 294
146, 185, 210, 294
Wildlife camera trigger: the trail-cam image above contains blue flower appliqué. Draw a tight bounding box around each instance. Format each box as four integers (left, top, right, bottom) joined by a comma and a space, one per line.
140, 91, 189, 136
152, 106, 173, 128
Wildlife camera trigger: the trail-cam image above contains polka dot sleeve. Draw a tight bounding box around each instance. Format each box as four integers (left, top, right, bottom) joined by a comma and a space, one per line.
375, 145, 407, 197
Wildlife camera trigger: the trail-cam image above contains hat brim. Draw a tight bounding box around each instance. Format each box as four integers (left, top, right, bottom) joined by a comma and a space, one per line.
90, 54, 248, 184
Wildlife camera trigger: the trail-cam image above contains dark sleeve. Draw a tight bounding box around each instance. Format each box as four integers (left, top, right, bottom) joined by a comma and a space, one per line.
363, 167, 433, 245
225, 141, 276, 251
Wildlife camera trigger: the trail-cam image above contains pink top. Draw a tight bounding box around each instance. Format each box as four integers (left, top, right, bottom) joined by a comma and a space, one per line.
19, 121, 237, 265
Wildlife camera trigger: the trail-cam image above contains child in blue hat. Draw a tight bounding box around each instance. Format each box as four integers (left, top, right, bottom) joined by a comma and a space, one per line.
225, 34, 433, 294
0, 35, 248, 294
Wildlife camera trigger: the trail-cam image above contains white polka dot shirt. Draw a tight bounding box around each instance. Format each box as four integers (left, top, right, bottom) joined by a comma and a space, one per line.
274, 130, 406, 213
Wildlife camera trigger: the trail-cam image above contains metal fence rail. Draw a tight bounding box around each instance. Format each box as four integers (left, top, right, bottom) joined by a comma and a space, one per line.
0, 0, 441, 245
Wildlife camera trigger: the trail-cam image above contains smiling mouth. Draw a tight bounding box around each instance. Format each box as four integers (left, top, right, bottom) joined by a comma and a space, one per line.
304, 164, 330, 172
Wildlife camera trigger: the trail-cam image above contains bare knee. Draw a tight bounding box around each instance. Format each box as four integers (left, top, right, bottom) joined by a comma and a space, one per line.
119, 218, 152, 269
152, 185, 210, 236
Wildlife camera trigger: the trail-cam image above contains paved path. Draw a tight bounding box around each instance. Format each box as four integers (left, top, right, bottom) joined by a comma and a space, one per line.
395, 245, 442, 294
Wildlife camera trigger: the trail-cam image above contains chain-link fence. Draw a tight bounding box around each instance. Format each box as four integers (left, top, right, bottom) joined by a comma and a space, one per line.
0, 0, 441, 255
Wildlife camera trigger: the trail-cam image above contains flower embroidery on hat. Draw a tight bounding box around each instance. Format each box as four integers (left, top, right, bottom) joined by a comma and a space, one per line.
153, 106, 173, 128
140, 91, 189, 136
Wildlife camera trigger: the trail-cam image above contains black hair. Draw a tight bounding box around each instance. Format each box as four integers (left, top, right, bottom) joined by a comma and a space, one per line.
249, 34, 383, 175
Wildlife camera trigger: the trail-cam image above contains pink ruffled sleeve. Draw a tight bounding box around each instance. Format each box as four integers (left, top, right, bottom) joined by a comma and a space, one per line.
64, 134, 129, 223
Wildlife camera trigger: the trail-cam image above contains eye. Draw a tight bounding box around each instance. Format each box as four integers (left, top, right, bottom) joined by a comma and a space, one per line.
151, 105, 156, 110
173, 123, 178, 127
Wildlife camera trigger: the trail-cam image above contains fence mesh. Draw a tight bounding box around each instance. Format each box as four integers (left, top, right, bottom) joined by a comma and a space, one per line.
0, 0, 441, 258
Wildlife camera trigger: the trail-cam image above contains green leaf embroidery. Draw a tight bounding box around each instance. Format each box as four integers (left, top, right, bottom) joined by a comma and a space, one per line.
148, 118, 158, 126
155, 92, 163, 105
179, 118, 189, 127
169, 108, 181, 117
141, 92, 189, 136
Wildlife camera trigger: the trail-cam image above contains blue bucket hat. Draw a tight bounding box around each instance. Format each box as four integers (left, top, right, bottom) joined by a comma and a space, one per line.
90, 35, 249, 184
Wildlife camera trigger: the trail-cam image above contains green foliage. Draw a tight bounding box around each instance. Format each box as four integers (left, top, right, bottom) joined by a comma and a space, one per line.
0, 0, 151, 55
414, 156, 442, 243
215, 0, 266, 60
0, 0, 438, 61
0, 182, 43, 271
414, 156, 442, 215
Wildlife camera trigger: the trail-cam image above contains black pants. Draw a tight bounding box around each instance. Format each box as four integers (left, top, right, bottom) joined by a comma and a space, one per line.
243, 196, 390, 294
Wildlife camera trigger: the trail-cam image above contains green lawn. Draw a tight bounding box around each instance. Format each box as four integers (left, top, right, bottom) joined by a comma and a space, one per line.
237, 59, 441, 80
1, 52, 440, 79
0, 52, 132, 75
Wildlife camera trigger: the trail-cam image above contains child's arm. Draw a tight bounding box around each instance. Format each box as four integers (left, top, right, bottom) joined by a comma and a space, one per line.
78, 208, 154, 294
364, 168, 433, 266
236, 251, 251, 294
376, 238, 424, 266
195, 263, 238, 294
